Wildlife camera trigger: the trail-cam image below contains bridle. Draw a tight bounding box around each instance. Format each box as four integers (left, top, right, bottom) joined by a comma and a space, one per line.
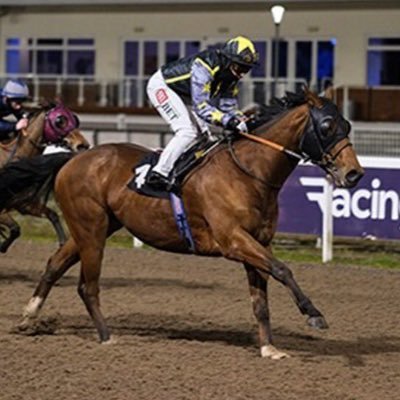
4, 105, 79, 164
227, 103, 352, 186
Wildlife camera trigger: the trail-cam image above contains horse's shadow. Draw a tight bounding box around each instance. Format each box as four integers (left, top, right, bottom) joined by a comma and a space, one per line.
58, 312, 400, 366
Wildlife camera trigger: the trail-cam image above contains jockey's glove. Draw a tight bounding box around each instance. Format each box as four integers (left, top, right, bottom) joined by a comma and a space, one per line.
226, 115, 248, 135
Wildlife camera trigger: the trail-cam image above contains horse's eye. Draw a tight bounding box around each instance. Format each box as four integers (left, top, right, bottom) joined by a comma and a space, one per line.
55, 115, 67, 128
320, 117, 334, 136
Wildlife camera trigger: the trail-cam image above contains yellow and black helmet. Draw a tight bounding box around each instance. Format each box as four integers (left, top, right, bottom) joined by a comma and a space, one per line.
221, 36, 259, 67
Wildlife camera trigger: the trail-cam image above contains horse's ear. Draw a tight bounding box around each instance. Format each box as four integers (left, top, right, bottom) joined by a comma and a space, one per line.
304, 86, 323, 108
55, 94, 64, 105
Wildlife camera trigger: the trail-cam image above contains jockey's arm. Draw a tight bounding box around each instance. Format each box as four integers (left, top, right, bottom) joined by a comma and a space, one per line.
191, 59, 241, 127
0, 119, 17, 140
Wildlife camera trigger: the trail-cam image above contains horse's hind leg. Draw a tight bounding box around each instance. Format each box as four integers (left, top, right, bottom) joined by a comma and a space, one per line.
244, 263, 289, 360
21, 238, 80, 326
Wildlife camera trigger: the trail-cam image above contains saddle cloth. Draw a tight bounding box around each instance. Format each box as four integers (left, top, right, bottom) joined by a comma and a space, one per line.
127, 135, 224, 199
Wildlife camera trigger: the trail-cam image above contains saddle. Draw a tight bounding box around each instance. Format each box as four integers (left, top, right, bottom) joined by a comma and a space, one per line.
128, 134, 226, 199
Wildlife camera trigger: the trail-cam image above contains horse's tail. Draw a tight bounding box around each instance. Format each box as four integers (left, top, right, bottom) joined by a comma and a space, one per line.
0, 153, 74, 211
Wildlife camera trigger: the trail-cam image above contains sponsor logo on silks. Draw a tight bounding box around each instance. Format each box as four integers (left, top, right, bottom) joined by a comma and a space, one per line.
156, 89, 169, 104
160, 101, 179, 121
300, 176, 400, 221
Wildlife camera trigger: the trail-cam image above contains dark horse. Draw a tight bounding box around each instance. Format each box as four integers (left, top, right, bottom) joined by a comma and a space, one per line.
20, 89, 363, 359
0, 102, 87, 253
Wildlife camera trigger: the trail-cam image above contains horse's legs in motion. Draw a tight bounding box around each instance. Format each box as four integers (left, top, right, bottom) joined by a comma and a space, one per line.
244, 263, 289, 360
64, 204, 120, 342
21, 238, 80, 324
219, 228, 327, 357
267, 254, 328, 329
0, 213, 21, 253
42, 206, 67, 246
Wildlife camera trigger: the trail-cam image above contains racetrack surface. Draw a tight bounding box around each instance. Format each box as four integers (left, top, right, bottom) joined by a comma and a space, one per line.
0, 241, 399, 400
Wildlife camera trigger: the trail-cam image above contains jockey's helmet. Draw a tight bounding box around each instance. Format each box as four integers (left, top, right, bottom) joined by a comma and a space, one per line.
2, 79, 30, 101
221, 36, 259, 68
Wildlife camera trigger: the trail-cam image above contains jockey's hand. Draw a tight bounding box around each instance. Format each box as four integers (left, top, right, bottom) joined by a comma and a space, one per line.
226, 115, 248, 135
16, 118, 28, 131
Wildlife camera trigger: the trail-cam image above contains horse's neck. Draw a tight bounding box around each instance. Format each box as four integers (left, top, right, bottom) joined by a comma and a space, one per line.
241, 105, 310, 187
14, 112, 46, 159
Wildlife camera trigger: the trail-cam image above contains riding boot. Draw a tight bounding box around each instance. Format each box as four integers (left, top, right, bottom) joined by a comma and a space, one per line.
146, 170, 170, 190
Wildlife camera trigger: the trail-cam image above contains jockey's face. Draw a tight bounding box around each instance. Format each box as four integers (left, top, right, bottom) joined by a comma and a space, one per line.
230, 63, 252, 79
6, 98, 24, 111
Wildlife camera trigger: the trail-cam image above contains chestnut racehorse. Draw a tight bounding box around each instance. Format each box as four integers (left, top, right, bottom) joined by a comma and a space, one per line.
21, 89, 364, 359
0, 103, 85, 252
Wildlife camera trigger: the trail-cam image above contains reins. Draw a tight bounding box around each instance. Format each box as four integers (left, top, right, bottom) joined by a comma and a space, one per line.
227, 130, 309, 190
238, 131, 306, 161
227, 139, 282, 189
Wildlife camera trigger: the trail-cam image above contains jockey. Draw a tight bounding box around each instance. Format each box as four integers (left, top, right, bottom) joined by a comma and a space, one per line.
0, 79, 30, 142
146, 35, 259, 190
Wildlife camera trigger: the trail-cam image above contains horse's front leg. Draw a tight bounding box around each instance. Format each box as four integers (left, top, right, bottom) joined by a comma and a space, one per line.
267, 253, 329, 330
218, 228, 327, 357
0, 213, 21, 253
42, 206, 67, 246
20, 204, 67, 247
244, 263, 289, 359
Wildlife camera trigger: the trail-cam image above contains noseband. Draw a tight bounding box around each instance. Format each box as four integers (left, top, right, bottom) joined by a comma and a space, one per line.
228, 100, 352, 185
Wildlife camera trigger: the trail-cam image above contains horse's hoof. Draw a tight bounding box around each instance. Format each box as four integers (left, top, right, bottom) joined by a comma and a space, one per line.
260, 345, 290, 360
307, 316, 329, 330
12, 317, 56, 336
101, 336, 118, 345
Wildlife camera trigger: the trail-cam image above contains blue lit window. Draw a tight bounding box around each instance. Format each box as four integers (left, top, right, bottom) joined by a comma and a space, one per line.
166, 41, 180, 64
124, 41, 139, 76
5, 37, 95, 76
296, 41, 312, 82
317, 41, 335, 86
144, 41, 158, 75
367, 37, 400, 86
251, 41, 267, 78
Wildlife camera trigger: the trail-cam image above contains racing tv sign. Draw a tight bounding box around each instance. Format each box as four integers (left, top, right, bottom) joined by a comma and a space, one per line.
278, 157, 400, 240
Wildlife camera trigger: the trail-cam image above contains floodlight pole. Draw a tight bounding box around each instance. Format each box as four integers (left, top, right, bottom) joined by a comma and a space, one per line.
270, 5, 285, 98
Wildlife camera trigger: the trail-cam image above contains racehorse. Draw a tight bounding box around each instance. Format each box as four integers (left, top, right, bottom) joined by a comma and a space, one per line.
20, 89, 364, 359
0, 103, 85, 252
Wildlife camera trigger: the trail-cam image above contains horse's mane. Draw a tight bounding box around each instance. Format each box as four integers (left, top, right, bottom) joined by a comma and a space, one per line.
24, 99, 57, 120
249, 90, 309, 130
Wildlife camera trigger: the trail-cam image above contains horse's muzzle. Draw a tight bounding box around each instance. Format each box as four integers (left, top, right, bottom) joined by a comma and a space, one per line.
344, 168, 364, 188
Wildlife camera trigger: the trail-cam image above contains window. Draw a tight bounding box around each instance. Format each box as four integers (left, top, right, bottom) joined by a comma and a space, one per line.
5, 37, 95, 76
368, 37, 400, 86
317, 40, 335, 88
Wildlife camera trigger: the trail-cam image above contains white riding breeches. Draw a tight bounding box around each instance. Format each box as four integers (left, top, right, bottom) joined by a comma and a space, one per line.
147, 69, 201, 177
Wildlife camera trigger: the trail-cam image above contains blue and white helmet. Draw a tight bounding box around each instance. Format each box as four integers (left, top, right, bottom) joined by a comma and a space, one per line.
2, 79, 30, 100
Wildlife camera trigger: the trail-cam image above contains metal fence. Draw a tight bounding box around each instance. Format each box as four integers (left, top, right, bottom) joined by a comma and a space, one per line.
351, 122, 400, 157
77, 113, 400, 157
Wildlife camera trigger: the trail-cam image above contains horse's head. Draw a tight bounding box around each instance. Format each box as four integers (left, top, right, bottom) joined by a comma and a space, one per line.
22, 101, 80, 146
299, 89, 364, 188
42, 102, 80, 144
61, 129, 90, 153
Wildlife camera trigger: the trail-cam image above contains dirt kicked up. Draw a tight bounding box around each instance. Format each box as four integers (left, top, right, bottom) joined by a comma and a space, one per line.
0, 241, 399, 400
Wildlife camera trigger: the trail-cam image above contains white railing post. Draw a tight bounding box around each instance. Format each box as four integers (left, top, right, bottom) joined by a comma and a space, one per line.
99, 80, 108, 107
124, 79, 132, 107
322, 178, 333, 263
78, 78, 85, 106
